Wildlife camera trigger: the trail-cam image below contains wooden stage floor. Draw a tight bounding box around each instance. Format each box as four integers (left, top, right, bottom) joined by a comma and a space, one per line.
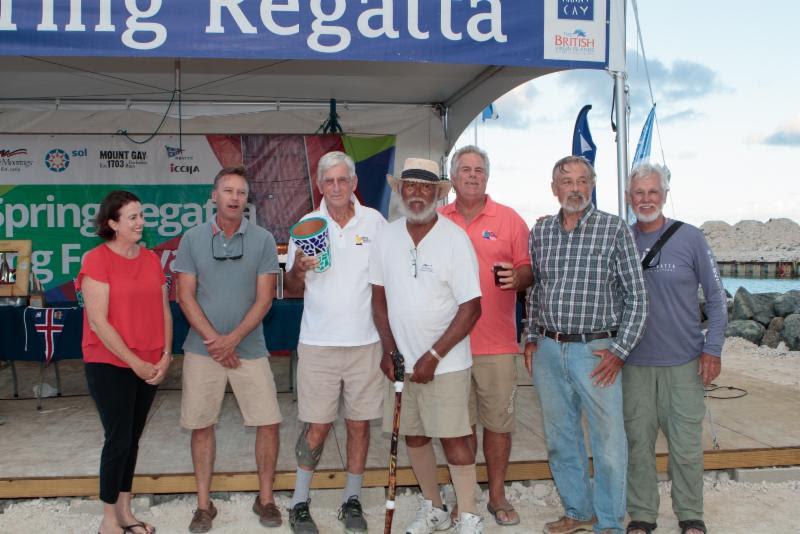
1, 356, 799, 499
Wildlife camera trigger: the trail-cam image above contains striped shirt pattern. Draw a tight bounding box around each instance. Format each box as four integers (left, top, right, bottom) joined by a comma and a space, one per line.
526, 205, 648, 359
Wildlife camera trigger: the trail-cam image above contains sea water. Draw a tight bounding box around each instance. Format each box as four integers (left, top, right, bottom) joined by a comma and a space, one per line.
721, 277, 800, 295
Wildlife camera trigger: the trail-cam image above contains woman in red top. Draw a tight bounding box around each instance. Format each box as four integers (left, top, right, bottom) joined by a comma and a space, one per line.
78, 190, 172, 534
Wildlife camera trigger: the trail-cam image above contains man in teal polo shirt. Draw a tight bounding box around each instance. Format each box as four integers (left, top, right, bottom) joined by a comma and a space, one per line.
174, 166, 283, 533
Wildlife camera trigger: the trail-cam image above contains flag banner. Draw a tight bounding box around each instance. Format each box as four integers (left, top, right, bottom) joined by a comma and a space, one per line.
23, 307, 78, 365
481, 104, 499, 122
0, 134, 395, 301
0, 2, 608, 69
632, 105, 656, 168
628, 104, 657, 223
571, 104, 597, 204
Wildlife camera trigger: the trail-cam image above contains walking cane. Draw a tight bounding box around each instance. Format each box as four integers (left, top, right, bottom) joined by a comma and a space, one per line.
384, 350, 405, 534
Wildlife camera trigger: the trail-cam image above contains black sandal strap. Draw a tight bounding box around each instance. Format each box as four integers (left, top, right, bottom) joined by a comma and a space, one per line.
679, 519, 707, 534
626, 520, 657, 533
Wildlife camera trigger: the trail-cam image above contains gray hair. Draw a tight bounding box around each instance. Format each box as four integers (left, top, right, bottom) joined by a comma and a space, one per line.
627, 162, 670, 193
449, 145, 490, 179
317, 151, 356, 185
551, 155, 596, 183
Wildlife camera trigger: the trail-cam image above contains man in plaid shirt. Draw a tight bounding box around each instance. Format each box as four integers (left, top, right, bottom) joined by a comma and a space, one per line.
524, 156, 647, 534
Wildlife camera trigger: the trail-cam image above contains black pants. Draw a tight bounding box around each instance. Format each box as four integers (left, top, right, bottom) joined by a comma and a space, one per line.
85, 363, 158, 504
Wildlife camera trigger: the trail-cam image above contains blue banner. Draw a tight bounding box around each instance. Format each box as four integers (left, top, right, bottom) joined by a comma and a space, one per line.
571, 104, 597, 205
632, 105, 656, 168
0, 1, 609, 68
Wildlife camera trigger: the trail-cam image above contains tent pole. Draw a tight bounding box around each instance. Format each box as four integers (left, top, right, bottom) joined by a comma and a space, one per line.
612, 69, 629, 219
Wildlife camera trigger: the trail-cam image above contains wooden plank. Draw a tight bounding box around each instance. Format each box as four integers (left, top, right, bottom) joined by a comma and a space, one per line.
4, 447, 798, 499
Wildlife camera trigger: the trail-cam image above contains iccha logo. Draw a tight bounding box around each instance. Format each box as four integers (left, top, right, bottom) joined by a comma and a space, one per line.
44, 148, 70, 172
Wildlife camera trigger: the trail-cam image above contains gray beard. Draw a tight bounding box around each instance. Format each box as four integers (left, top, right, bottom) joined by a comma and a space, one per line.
560, 194, 591, 214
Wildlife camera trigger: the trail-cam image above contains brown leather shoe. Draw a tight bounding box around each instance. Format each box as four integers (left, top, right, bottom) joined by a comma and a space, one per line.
543, 515, 597, 534
189, 502, 217, 533
253, 496, 283, 528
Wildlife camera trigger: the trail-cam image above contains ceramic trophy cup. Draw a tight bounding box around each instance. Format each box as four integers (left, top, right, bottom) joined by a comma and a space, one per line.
290, 217, 331, 273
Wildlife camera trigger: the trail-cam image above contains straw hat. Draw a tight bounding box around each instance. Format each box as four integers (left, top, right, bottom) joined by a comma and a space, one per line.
386, 157, 451, 200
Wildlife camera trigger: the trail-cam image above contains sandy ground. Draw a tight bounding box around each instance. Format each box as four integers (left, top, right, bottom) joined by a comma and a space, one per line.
1, 340, 798, 533
1, 478, 799, 534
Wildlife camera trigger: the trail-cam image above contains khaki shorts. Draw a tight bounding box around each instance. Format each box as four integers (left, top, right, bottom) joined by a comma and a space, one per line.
297, 341, 383, 423
180, 352, 282, 429
469, 353, 518, 433
382, 368, 471, 438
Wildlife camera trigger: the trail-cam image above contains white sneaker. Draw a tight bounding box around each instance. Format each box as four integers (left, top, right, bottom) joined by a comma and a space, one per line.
404, 498, 452, 534
454, 512, 484, 534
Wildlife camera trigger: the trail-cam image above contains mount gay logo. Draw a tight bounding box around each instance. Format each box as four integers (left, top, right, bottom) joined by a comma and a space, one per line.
558, 0, 594, 21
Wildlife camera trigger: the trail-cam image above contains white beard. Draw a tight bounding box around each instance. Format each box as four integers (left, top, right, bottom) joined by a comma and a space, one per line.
399, 198, 438, 224
633, 204, 663, 223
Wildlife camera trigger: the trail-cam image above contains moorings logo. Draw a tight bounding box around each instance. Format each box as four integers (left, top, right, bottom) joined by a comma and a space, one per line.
0, 148, 34, 172
558, 0, 594, 21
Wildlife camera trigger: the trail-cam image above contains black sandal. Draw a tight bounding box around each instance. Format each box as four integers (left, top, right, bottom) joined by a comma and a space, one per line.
626, 520, 657, 533
679, 519, 707, 534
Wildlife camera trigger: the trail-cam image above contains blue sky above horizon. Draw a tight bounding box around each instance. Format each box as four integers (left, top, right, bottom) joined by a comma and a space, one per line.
453, 0, 800, 228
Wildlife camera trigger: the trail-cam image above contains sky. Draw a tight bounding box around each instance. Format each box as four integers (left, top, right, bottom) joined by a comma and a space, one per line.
452, 0, 800, 228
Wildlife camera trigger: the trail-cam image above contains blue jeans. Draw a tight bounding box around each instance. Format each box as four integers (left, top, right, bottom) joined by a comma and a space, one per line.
533, 336, 627, 533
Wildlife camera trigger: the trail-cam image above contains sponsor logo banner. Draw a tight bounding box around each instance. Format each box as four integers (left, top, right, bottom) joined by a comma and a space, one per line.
0, 1, 608, 68
544, 0, 607, 63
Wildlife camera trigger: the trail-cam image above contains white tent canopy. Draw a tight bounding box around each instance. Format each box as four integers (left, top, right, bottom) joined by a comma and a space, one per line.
0, 0, 627, 175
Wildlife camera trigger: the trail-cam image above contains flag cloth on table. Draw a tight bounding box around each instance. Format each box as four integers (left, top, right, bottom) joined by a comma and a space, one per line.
24, 307, 74, 365
571, 104, 597, 205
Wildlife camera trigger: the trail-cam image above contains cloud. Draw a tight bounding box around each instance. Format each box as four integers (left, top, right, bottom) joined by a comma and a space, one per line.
759, 116, 800, 147
660, 109, 701, 123
557, 50, 724, 121
484, 83, 542, 130
763, 131, 800, 147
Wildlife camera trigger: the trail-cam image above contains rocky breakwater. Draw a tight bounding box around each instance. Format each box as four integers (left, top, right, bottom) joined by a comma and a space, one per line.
725, 289, 800, 349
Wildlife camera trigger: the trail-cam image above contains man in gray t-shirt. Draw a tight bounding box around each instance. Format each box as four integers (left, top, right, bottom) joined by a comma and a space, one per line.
174, 166, 284, 532
623, 163, 727, 534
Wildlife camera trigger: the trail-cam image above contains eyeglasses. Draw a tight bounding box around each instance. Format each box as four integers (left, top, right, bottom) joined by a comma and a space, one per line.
410, 248, 417, 278
212, 232, 244, 261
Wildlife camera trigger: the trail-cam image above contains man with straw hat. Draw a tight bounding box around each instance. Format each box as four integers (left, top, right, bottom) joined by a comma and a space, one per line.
370, 157, 484, 534
285, 151, 387, 534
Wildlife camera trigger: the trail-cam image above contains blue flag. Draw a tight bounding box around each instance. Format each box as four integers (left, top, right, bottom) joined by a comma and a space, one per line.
632, 105, 656, 168
481, 104, 499, 122
628, 105, 657, 223
572, 105, 597, 204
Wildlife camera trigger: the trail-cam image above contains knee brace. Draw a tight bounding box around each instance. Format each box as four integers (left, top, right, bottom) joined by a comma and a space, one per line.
295, 423, 325, 469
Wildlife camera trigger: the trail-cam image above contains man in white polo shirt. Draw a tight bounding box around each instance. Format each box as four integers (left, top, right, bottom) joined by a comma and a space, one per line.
370, 158, 484, 534
284, 151, 386, 534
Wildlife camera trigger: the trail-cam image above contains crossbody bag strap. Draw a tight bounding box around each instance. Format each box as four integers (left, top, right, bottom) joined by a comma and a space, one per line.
641, 221, 684, 270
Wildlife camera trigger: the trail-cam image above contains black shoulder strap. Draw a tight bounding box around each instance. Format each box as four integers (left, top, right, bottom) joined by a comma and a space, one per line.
641, 221, 684, 270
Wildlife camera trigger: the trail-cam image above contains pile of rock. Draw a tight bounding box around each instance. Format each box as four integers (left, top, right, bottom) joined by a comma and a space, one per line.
701, 218, 800, 262
725, 289, 800, 350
